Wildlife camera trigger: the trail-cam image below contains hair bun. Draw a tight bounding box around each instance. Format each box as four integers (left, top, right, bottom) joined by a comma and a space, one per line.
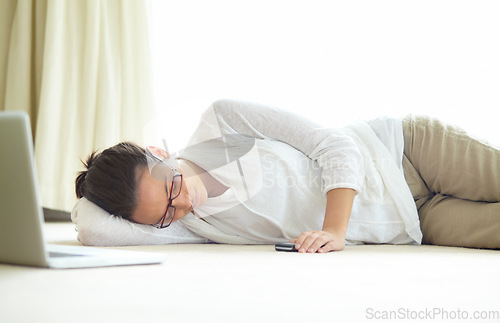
75, 171, 87, 198
75, 151, 98, 198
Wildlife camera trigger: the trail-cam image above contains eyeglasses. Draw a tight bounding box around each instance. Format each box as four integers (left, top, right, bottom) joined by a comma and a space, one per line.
152, 166, 183, 229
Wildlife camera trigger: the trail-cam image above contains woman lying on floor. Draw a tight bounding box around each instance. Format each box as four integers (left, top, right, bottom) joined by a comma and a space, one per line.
74, 99, 500, 253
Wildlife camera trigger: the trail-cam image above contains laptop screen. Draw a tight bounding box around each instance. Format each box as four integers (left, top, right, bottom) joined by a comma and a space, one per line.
0, 111, 49, 267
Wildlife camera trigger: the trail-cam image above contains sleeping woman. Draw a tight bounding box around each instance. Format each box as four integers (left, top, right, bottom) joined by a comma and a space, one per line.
75, 99, 500, 252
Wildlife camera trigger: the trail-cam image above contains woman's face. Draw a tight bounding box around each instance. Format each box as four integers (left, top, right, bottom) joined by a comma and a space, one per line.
129, 147, 207, 226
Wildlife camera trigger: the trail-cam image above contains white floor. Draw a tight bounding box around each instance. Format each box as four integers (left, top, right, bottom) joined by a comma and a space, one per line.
0, 222, 499, 323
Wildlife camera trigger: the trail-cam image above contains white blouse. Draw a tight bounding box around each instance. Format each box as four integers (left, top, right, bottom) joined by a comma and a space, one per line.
178, 99, 422, 245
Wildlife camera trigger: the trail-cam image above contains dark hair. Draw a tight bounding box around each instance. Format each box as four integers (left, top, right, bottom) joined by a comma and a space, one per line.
75, 142, 148, 219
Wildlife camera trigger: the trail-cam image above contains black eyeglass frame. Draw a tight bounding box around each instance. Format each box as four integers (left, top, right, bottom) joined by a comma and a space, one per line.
152, 166, 183, 229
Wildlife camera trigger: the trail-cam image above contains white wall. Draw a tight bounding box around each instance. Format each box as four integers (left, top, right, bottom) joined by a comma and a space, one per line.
150, 0, 500, 153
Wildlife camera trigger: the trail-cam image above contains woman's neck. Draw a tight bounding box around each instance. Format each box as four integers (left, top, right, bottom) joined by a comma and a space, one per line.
178, 159, 228, 198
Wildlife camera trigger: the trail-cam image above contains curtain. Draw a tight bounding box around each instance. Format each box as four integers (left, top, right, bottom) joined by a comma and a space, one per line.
0, 0, 155, 211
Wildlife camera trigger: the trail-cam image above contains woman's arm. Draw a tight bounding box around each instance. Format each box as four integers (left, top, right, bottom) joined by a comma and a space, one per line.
193, 99, 363, 251
197, 99, 365, 194
291, 188, 355, 253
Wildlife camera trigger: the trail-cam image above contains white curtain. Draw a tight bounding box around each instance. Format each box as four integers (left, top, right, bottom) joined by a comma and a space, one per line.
0, 0, 155, 211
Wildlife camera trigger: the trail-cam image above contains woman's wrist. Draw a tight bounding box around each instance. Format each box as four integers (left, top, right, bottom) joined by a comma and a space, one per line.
322, 188, 355, 237
322, 225, 347, 238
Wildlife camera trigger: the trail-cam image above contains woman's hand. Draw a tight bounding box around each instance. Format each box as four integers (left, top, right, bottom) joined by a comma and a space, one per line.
291, 230, 346, 253
290, 188, 354, 253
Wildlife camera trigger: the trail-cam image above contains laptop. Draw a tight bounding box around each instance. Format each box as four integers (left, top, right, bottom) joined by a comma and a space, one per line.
0, 111, 166, 268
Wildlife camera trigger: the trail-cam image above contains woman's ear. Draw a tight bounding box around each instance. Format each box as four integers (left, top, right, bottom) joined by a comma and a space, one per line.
147, 146, 170, 159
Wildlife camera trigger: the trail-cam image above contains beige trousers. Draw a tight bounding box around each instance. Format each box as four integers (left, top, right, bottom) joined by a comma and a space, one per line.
402, 115, 500, 249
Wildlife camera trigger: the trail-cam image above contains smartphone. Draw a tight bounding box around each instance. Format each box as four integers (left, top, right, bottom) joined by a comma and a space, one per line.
275, 242, 298, 252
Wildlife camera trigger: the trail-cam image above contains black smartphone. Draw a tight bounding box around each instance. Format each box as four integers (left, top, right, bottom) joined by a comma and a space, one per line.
275, 242, 298, 252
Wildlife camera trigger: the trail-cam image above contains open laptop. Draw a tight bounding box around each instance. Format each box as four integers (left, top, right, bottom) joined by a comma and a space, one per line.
0, 111, 166, 268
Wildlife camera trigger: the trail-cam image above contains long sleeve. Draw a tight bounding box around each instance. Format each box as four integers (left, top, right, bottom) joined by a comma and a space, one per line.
189, 99, 365, 194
